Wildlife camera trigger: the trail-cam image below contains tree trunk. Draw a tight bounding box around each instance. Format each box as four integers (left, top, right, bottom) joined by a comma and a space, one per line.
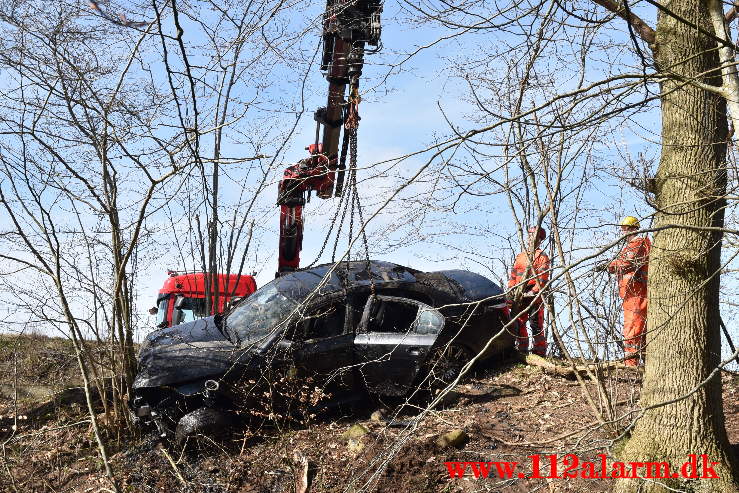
615, 1, 739, 491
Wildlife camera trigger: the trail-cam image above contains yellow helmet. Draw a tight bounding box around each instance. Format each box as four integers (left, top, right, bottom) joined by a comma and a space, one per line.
620, 216, 640, 228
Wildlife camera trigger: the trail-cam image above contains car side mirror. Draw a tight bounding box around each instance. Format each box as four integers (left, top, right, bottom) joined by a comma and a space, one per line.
174, 295, 185, 309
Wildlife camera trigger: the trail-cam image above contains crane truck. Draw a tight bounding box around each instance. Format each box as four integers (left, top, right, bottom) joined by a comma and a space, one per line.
150, 271, 257, 328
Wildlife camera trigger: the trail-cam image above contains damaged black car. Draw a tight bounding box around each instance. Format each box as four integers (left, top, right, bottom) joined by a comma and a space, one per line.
130, 261, 513, 440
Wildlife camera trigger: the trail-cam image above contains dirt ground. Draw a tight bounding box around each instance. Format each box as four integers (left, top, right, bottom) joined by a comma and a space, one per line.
1, 336, 738, 492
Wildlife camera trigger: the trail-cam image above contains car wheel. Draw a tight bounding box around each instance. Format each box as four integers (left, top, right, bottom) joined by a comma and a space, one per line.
175, 407, 232, 448
419, 343, 473, 396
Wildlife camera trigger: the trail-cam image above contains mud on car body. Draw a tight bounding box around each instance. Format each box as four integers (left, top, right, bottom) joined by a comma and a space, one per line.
130, 261, 513, 439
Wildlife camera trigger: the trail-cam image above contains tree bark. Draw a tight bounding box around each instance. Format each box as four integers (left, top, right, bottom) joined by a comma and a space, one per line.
615, 1, 739, 491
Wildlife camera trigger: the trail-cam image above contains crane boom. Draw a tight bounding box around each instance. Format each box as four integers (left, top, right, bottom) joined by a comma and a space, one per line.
276, 0, 382, 276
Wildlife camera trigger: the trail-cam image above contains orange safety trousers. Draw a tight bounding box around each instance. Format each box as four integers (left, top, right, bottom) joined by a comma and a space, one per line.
622, 282, 647, 366
514, 299, 546, 356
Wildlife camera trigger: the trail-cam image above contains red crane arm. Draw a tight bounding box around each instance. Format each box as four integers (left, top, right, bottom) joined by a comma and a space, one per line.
277, 0, 382, 276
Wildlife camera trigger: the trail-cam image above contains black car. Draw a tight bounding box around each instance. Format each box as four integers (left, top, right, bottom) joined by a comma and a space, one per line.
130, 261, 513, 438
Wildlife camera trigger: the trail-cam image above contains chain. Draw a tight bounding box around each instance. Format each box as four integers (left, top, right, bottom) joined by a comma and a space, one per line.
346, 145, 356, 265
307, 180, 347, 268
312, 80, 370, 286
308, 123, 353, 267
331, 159, 353, 262
345, 129, 374, 297
343, 131, 358, 281
350, 131, 369, 261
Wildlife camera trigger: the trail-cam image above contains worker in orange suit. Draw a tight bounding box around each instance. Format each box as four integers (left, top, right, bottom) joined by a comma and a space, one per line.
508, 227, 550, 356
598, 216, 651, 366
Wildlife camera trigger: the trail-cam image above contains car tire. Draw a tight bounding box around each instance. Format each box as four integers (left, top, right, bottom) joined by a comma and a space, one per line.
417, 343, 473, 398
174, 407, 232, 448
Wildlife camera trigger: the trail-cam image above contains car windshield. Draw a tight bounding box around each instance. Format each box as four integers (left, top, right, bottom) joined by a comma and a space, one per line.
225, 284, 298, 346
224, 267, 343, 346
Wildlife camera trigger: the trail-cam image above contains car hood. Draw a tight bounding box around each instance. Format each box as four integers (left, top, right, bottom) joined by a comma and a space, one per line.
134, 317, 257, 388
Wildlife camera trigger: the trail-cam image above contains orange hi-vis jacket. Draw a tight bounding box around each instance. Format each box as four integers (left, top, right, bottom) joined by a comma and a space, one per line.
508, 249, 550, 295
607, 236, 651, 299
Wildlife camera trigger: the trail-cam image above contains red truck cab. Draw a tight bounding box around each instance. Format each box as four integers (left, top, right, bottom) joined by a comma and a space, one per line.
152, 271, 257, 328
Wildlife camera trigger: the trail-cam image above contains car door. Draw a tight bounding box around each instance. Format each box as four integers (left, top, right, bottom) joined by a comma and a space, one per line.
292, 299, 355, 390
353, 295, 445, 396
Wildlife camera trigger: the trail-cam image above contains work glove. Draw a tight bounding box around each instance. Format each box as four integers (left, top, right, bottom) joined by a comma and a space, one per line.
594, 261, 610, 273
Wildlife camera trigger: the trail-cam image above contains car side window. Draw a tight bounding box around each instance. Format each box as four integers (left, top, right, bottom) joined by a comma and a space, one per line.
362, 296, 444, 335
367, 299, 418, 333
298, 302, 347, 341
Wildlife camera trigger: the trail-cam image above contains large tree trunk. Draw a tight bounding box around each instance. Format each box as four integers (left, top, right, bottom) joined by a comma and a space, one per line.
615, 1, 739, 492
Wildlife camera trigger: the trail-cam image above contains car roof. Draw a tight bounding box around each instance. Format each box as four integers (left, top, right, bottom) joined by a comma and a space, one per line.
274, 261, 504, 303
432, 269, 504, 301
274, 260, 419, 300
